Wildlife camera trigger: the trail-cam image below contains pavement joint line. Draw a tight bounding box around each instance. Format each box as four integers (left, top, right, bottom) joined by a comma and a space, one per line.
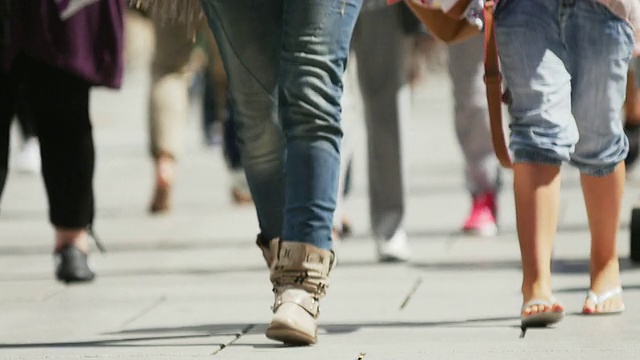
40, 287, 66, 302
399, 276, 423, 310
211, 324, 255, 356
120, 296, 167, 328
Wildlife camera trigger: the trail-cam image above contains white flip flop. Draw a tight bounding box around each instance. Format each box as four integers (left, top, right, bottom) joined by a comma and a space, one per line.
583, 287, 625, 315
521, 297, 565, 328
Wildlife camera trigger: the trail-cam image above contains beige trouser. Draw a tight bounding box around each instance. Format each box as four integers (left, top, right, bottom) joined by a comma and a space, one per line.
148, 14, 227, 159
148, 14, 197, 159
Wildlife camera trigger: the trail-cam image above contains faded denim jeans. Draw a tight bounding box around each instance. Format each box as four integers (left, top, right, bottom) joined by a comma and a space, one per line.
496, 0, 635, 176
200, 0, 362, 250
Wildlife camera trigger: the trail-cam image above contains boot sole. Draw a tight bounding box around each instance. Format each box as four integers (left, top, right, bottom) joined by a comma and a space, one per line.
265, 322, 317, 345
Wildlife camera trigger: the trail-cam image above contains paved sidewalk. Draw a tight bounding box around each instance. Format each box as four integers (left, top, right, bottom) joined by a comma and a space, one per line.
3, 52, 640, 359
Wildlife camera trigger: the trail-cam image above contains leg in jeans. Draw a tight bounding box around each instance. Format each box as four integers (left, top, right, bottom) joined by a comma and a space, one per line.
567, 0, 632, 313
148, 14, 194, 213
353, 4, 411, 260
448, 36, 502, 235
200, 0, 362, 345
23, 57, 96, 282
280, 0, 361, 249
334, 47, 361, 238
201, 0, 286, 243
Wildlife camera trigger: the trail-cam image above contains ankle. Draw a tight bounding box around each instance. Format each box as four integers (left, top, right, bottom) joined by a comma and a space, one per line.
155, 154, 175, 187
521, 277, 552, 301
55, 228, 89, 254
590, 258, 621, 290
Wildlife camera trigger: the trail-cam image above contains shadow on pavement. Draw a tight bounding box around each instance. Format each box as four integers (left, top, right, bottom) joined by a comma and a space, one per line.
411, 257, 640, 274
0, 316, 522, 349
2, 257, 640, 282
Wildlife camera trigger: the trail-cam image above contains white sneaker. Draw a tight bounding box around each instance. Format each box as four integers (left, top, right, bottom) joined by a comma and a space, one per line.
376, 229, 410, 263
16, 138, 41, 174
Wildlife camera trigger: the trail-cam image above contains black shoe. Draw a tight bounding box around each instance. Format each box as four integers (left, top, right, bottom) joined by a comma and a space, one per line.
625, 122, 640, 169
54, 245, 95, 283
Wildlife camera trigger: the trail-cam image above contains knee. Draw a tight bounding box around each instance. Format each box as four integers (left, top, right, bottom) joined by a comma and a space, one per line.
510, 113, 579, 167
570, 132, 628, 176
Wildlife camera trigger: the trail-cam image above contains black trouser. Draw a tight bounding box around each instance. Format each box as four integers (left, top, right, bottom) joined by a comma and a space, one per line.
0, 56, 95, 228
15, 98, 36, 140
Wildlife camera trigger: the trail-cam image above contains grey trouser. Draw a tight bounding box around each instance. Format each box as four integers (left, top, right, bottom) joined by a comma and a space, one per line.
337, 11, 501, 239
337, 4, 411, 240
448, 36, 502, 196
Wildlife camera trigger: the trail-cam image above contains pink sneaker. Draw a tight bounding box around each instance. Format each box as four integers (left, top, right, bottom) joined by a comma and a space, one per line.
462, 193, 498, 237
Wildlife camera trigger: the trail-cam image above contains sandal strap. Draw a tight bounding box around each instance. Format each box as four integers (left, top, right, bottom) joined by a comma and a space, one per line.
522, 296, 558, 311
586, 287, 623, 305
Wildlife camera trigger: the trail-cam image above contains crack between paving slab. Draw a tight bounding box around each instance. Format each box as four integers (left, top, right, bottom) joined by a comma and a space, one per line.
211, 324, 255, 356
399, 276, 423, 310
120, 296, 167, 328
41, 287, 66, 302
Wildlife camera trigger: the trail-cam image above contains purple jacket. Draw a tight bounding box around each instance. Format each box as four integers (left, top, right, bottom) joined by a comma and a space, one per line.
4, 0, 125, 88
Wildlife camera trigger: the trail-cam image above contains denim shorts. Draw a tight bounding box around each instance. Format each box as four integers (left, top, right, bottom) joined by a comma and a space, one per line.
495, 0, 635, 176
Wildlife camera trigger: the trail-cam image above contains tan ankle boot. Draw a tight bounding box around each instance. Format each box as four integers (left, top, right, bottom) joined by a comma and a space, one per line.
255, 235, 280, 268
265, 241, 335, 345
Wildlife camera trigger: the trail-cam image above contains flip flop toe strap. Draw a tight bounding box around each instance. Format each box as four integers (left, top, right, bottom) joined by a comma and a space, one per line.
586, 287, 623, 305
522, 297, 558, 311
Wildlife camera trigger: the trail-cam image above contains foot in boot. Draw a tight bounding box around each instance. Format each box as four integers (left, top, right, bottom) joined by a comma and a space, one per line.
266, 241, 335, 345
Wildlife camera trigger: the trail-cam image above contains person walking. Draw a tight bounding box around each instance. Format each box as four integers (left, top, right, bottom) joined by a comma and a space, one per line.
494, 0, 639, 327
0, 0, 124, 283
336, 5, 501, 263
198, 0, 363, 345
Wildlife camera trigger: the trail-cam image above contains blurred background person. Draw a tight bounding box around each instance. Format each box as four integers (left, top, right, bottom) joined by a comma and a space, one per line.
625, 59, 640, 169
200, 32, 252, 204
139, 8, 250, 213
0, 0, 124, 283
336, 3, 501, 262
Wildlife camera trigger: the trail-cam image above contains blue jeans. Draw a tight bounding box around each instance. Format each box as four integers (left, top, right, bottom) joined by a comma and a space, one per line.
496, 0, 634, 176
200, 0, 362, 250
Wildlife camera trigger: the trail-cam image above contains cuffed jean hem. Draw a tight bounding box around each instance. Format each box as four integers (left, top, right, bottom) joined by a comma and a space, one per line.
284, 237, 332, 251
514, 149, 623, 177
569, 161, 621, 177
513, 149, 563, 168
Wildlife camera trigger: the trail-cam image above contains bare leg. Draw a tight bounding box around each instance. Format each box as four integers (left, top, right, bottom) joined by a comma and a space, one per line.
514, 163, 564, 316
582, 163, 625, 313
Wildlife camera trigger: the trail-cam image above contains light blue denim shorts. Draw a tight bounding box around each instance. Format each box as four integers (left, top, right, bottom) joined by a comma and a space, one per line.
495, 0, 635, 176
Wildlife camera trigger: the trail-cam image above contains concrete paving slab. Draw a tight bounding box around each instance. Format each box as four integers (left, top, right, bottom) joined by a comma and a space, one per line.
3, 25, 640, 359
